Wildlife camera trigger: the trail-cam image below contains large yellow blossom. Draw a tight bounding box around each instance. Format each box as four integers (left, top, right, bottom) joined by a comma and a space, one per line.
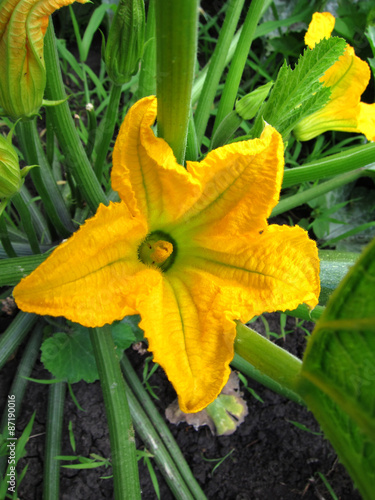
0, 0, 87, 120
294, 12, 375, 142
14, 96, 320, 412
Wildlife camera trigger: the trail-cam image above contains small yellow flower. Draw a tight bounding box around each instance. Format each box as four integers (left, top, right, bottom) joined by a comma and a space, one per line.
294, 12, 375, 142
0, 0, 87, 120
14, 97, 320, 412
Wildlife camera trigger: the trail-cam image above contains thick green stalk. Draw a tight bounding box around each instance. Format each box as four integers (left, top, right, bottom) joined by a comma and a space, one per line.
43, 381, 66, 500
44, 22, 107, 212
17, 119, 74, 238
282, 142, 375, 188
231, 353, 304, 405
90, 326, 140, 500
12, 193, 41, 254
94, 84, 122, 182
194, 0, 245, 146
121, 355, 206, 500
234, 322, 302, 395
0, 312, 38, 371
155, 0, 198, 165
121, 372, 197, 500
138, 0, 156, 99
272, 168, 364, 217
212, 0, 269, 138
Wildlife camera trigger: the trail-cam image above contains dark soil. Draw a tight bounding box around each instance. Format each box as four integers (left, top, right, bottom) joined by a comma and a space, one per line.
0, 313, 361, 500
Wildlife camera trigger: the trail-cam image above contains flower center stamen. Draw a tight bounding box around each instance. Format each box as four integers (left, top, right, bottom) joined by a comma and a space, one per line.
138, 232, 176, 270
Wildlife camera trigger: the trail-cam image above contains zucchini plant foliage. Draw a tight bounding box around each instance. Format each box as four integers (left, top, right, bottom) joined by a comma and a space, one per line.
298, 237, 375, 499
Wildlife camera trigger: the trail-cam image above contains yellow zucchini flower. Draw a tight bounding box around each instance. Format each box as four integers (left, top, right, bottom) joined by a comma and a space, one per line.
14, 96, 320, 413
0, 0, 87, 120
294, 12, 375, 142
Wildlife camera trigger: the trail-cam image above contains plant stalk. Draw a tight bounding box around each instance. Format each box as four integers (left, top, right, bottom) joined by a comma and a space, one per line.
212, 0, 269, 138
44, 380, 66, 500
90, 326, 141, 499
44, 21, 107, 212
155, 0, 198, 165
234, 322, 302, 396
194, 0, 245, 146
94, 83, 122, 183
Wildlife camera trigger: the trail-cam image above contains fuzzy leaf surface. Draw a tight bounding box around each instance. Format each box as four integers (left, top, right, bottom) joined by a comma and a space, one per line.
299, 237, 375, 500
260, 37, 347, 137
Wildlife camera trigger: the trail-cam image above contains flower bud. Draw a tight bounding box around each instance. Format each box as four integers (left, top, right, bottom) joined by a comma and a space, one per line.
235, 82, 273, 120
0, 0, 88, 120
0, 134, 22, 199
104, 0, 145, 85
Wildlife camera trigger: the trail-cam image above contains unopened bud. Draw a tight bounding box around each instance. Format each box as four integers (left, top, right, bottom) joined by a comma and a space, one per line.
0, 135, 22, 198
104, 0, 145, 85
0, 134, 35, 200
0, 0, 88, 120
235, 82, 274, 120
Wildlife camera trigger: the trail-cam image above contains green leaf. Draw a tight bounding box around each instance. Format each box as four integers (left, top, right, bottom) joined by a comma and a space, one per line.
40, 321, 138, 384
41, 327, 98, 384
298, 237, 375, 500
111, 322, 136, 351
256, 37, 347, 138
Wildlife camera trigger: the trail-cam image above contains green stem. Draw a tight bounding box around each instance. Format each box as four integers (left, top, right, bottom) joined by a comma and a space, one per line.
234, 322, 302, 396
272, 168, 364, 217
94, 83, 122, 182
0, 253, 49, 286
138, 0, 156, 99
285, 304, 325, 322
0, 214, 17, 257
212, 0, 269, 139
17, 119, 75, 237
44, 22, 107, 212
191, 4, 309, 106
90, 326, 140, 499
155, 0, 198, 165
121, 355, 206, 500
194, 0, 245, 147
231, 353, 304, 405
282, 142, 375, 188
0, 322, 43, 476
318, 249, 359, 306
19, 184, 51, 244
0, 312, 38, 371
12, 193, 41, 254
43, 381, 66, 500
120, 375, 197, 500
0, 241, 52, 258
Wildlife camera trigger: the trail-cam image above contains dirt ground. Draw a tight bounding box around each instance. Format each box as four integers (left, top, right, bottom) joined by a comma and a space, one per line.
0, 313, 361, 499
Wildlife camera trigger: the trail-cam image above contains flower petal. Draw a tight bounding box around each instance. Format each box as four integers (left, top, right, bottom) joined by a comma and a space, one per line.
180, 224, 320, 320
138, 268, 238, 413
14, 202, 161, 327
304, 12, 335, 49
170, 125, 284, 251
111, 96, 201, 228
294, 45, 371, 141
358, 102, 375, 141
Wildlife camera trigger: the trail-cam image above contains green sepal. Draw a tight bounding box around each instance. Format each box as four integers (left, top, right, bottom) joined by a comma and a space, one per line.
42, 97, 69, 107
